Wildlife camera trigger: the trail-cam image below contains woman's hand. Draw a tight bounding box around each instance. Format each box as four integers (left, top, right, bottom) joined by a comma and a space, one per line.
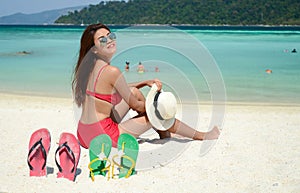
147, 79, 162, 91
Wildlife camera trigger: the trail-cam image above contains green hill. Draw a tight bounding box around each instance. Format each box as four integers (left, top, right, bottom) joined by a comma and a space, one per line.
55, 0, 300, 25
0, 6, 84, 25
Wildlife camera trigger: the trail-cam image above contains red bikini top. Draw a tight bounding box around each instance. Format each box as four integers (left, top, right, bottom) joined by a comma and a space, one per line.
86, 65, 122, 105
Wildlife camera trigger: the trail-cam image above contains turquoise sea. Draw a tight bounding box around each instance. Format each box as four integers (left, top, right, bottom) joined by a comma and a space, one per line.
0, 25, 299, 105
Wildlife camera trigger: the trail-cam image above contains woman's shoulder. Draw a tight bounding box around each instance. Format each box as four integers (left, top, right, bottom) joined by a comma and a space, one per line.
102, 65, 122, 79
105, 65, 121, 73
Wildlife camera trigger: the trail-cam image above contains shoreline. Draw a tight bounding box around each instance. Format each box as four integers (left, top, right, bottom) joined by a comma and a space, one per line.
1, 24, 300, 31
1, 92, 299, 107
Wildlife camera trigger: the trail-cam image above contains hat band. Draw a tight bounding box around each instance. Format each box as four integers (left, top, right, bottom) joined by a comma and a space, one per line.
153, 92, 164, 120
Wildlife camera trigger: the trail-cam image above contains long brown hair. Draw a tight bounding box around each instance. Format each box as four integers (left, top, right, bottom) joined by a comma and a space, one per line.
72, 23, 110, 107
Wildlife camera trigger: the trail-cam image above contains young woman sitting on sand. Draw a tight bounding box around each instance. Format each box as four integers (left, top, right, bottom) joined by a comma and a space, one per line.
72, 23, 220, 148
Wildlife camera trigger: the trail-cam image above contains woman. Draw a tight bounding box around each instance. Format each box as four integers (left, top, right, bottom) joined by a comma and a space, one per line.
72, 23, 220, 148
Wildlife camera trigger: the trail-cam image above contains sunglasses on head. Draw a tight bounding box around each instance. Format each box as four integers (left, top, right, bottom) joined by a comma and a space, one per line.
99, 32, 116, 46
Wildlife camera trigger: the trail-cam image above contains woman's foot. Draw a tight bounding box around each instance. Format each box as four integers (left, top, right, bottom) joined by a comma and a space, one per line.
204, 126, 220, 140
157, 130, 171, 139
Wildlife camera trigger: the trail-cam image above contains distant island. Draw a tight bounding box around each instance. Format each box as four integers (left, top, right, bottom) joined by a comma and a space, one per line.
55, 0, 300, 26
0, 6, 84, 25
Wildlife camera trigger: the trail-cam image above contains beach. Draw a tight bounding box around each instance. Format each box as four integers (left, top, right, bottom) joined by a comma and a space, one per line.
0, 93, 299, 193
0, 24, 299, 193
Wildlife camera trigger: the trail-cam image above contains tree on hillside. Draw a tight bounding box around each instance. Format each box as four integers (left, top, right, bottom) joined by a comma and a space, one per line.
55, 0, 300, 25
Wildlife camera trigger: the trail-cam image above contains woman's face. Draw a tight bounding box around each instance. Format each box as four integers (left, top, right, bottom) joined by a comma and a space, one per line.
93, 28, 116, 59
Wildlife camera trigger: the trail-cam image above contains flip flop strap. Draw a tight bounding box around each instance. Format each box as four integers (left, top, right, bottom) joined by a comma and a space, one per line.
27, 138, 47, 170
112, 154, 122, 168
55, 142, 76, 173
121, 155, 135, 178
101, 157, 111, 180
88, 157, 111, 181
112, 154, 135, 178
88, 158, 99, 182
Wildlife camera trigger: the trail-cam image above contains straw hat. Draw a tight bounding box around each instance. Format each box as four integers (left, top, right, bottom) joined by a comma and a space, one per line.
145, 84, 177, 131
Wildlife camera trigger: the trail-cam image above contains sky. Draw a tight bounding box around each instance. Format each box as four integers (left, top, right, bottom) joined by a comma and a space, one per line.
0, 0, 105, 17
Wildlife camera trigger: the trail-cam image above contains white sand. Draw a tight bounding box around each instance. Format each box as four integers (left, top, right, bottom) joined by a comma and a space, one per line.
0, 93, 299, 193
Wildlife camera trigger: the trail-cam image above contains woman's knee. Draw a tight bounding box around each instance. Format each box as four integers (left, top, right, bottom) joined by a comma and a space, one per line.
167, 119, 179, 133
130, 87, 139, 95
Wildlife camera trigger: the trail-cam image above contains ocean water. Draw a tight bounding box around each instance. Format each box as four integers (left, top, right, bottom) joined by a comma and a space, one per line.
0, 25, 299, 105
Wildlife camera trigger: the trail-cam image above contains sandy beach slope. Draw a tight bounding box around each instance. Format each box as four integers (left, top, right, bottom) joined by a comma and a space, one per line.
0, 93, 299, 193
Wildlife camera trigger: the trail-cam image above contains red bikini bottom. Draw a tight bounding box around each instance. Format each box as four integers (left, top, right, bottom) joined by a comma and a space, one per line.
77, 117, 120, 148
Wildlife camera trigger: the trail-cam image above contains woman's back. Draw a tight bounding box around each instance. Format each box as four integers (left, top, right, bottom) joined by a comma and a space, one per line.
81, 63, 121, 123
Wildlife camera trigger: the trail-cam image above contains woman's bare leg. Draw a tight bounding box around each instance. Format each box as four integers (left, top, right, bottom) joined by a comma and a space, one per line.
168, 119, 220, 140
113, 87, 170, 138
119, 116, 220, 140
111, 87, 145, 123
118, 115, 152, 137
112, 87, 219, 140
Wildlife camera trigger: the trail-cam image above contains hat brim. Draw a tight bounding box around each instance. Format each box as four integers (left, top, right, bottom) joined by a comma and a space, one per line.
145, 84, 175, 131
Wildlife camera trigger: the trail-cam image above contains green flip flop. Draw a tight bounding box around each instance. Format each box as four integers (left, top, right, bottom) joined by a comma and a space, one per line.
112, 133, 139, 179
88, 134, 112, 181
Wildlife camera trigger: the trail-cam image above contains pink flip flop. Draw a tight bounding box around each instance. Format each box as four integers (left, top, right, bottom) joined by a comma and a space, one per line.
27, 128, 51, 177
55, 132, 80, 181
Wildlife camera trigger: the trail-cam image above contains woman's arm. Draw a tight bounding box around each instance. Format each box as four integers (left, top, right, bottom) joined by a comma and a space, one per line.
128, 79, 162, 90
108, 66, 146, 112
128, 80, 148, 89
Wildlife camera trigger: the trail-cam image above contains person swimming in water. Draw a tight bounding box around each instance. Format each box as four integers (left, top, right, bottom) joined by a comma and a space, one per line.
137, 61, 145, 73
125, 61, 130, 72
265, 69, 272, 74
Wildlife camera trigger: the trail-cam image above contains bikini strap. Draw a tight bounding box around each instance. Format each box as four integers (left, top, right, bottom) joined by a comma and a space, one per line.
93, 64, 109, 92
